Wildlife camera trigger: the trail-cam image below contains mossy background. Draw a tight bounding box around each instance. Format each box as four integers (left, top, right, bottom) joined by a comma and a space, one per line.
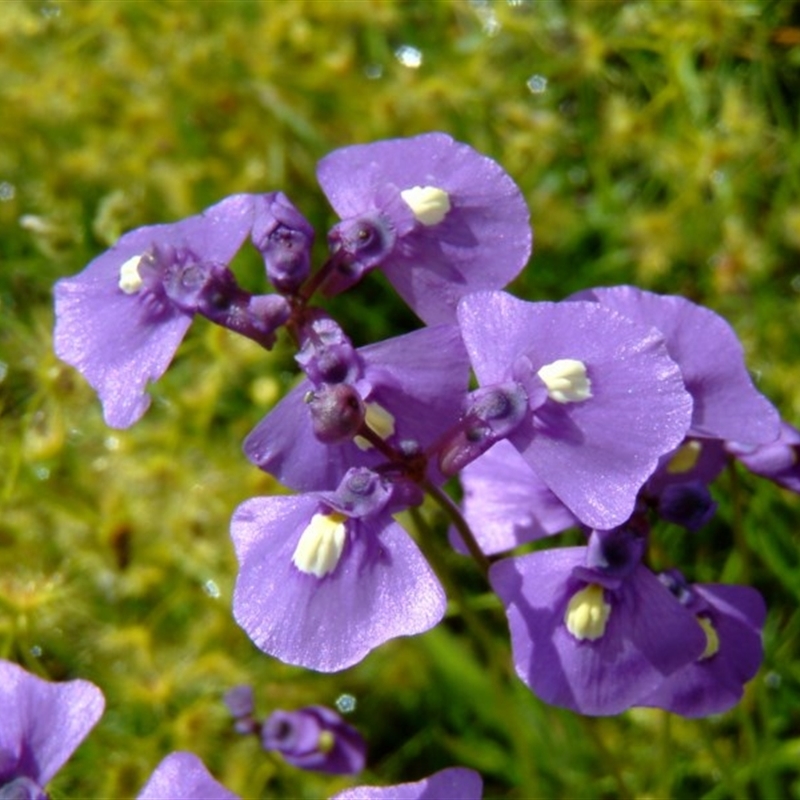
2, 0, 800, 797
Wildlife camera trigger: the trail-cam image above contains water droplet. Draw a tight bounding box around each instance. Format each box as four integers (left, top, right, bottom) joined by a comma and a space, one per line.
765, 671, 781, 689
527, 74, 548, 94
30, 645, 43, 658
40, 3, 61, 18
104, 435, 120, 451
395, 45, 423, 69
336, 693, 356, 713
364, 64, 383, 80
710, 170, 726, 185
0, 182, 15, 202
790, 275, 800, 292
203, 579, 221, 599
33, 465, 50, 481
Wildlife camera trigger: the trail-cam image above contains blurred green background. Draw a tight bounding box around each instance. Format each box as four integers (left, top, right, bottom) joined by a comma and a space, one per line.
1, 0, 799, 797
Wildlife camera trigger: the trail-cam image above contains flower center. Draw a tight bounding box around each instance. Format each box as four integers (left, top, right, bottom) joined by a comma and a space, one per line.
697, 615, 720, 660
118, 254, 145, 294
317, 730, 336, 754
565, 583, 611, 641
400, 185, 451, 225
354, 402, 396, 450
292, 512, 348, 578
666, 440, 702, 474
537, 359, 592, 404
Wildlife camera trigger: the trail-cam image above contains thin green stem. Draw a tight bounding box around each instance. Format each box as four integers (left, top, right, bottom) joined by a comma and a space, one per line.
420, 478, 490, 576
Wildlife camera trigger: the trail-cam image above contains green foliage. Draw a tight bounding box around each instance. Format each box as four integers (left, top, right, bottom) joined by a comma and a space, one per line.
1, 0, 799, 797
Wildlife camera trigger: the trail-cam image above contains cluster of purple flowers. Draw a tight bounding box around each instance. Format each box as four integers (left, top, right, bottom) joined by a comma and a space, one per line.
44, 132, 798, 795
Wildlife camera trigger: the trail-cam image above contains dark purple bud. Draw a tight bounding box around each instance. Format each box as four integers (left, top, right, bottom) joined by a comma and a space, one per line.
223, 685, 255, 719
657, 481, 717, 531
307, 384, 365, 444
251, 193, 315, 294
296, 315, 361, 385
437, 383, 528, 476
324, 215, 396, 295
261, 706, 366, 775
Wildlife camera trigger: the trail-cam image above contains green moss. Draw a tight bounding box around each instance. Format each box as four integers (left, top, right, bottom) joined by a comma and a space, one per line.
2, 1, 800, 796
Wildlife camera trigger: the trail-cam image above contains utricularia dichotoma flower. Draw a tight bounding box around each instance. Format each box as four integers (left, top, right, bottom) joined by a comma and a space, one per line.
489, 525, 766, 716
224, 685, 366, 775
317, 132, 532, 324
231, 467, 445, 671
0, 659, 105, 799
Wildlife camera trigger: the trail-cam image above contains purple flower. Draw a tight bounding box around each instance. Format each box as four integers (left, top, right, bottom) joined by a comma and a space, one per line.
316, 133, 532, 324
573, 286, 780, 445
244, 323, 469, 492
231, 468, 446, 671
137, 752, 238, 800
728, 420, 800, 493
332, 767, 483, 800
262, 706, 366, 775
489, 528, 707, 715
453, 440, 577, 556
0, 659, 105, 799
454, 291, 693, 529
54, 194, 290, 428
644, 573, 766, 717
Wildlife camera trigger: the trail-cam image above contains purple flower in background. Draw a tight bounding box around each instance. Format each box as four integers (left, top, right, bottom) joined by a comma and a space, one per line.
454, 440, 577, 556
262, 706, 366, 775
728, 420, 800, 494
454, 291, 692, 529
317, 132, 532, 324
644, 572, 766, 717
490, 528, 706, 715
137, 752, 238, 800
54, 194, 290, 428
231, 468, 446, 671
332, 767, 483, 800
0, 659, 105, 799
244, 322, 469, 491
573, 286, 780, 446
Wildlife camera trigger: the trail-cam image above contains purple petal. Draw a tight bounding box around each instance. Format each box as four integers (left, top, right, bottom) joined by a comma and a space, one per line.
137, 752, 238, 800
53, 194, 257, 428
729, 420, 800, 493
642, 584, 766, 717
454, 440, 577, 555
231, 495, 446, 672
317, 133, 531, 324
575, 286, 780, 445
0, 659, 104, 787
490, 549, 706, 715
458, 292, 693, 529
244, 324, 469, 491
332, 767, 483, 800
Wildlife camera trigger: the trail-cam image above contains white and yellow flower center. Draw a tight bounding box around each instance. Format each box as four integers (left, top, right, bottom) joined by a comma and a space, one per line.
292, 512, 347, 578
118, 254, 145, 294
317, 730, 335, 754
537, 359, 592, 404
666, 440, 702, 474
697, 615, 720, 660
565, 583, 611, 641
354, 402, 396, 450
400, 185, 451, 226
